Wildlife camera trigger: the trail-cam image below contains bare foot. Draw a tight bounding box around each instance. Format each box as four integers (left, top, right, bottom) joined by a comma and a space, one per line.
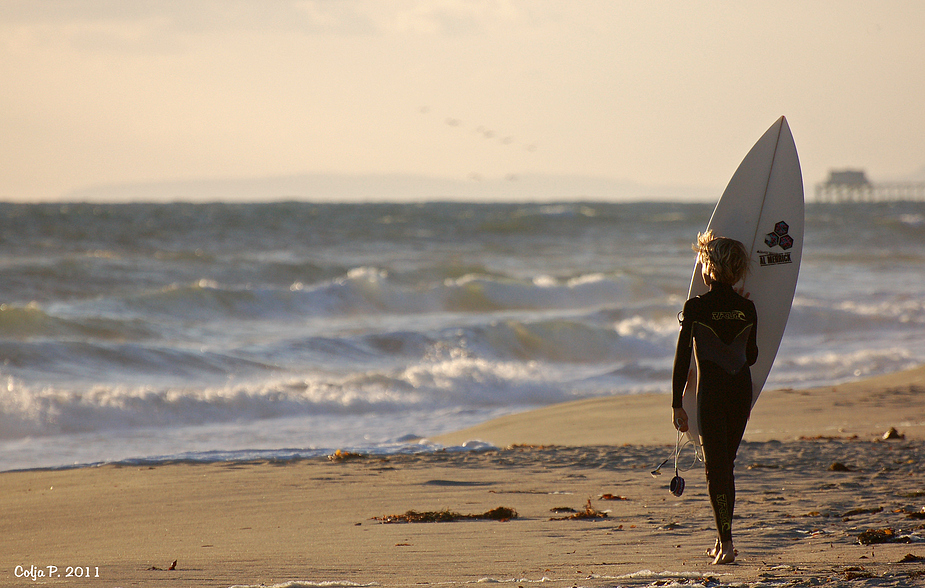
712, 541, 736, 565
705, 538, 720, 557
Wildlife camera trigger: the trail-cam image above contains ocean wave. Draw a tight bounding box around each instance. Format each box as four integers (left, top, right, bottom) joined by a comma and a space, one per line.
0, 310, 679, 441
0, 339, 283, 389
250, 312, 676, 371
0, 356, 572, 440
0, 301, 677, 388
786, 295, 925, 339
769, 345, 921, 389
460, 318, 668, 364
34, 268, 650, 327
290, 267, 643, 317
0, 303, 159, 342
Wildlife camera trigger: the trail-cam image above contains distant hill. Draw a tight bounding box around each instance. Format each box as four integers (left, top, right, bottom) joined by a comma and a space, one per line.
61, 173, 718, 203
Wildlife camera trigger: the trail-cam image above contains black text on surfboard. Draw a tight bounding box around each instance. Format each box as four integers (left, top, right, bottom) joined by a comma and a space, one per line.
758, 251, 793, 266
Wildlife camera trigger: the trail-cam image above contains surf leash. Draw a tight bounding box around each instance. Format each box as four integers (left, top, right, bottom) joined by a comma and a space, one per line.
650, 428, 700, 496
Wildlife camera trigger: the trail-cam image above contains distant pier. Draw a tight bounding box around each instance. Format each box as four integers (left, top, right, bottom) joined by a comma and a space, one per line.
815, 169, 925, 202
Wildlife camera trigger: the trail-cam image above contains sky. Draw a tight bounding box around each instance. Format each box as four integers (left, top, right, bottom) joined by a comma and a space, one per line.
2, 1, 924, 202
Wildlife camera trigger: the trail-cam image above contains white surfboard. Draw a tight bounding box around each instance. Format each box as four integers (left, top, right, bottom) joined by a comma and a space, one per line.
682, 116, 804, 446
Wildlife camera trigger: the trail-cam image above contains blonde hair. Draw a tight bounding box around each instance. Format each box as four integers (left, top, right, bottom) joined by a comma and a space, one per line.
693, 230, 749, 285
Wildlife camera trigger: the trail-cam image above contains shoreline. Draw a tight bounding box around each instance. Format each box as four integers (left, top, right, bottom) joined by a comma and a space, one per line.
3, 365, 925, 587
431, 365, 925, 447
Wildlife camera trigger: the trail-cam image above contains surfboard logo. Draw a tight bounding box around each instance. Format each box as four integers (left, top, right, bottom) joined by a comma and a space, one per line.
759, 220, 794, 266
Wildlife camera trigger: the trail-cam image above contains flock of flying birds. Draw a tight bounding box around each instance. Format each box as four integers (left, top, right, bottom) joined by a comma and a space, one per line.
418, 105, 538, 182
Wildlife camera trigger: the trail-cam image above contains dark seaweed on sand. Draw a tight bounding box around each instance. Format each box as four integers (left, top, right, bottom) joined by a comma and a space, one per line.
374, 506, 517, 523
328, 449, 368, 462
550, 498, 608, 521
857, 527, 919, 545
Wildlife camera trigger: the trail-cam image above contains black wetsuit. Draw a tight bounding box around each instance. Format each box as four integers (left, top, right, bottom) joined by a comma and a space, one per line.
672, 282, 758, 542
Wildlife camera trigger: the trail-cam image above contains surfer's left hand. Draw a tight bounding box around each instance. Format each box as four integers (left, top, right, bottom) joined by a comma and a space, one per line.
734, 285, 750, 299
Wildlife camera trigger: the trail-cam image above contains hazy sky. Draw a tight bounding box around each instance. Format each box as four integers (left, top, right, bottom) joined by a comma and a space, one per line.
2, 1, 923, 202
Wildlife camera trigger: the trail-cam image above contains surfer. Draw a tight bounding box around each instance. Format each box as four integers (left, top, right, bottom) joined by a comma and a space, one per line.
671, 230, 758, 565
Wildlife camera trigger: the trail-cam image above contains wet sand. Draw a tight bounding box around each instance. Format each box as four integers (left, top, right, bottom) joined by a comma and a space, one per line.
2, 366, 925, 587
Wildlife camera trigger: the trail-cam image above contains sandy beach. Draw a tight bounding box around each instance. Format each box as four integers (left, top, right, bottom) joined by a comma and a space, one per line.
3, 366, 925, 588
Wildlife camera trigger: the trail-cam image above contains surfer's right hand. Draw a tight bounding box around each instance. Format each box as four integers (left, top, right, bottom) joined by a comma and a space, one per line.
672, 407, 689, 432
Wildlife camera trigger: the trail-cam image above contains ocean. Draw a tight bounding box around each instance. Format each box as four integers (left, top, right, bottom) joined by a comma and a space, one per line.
1, 200, 923, 471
